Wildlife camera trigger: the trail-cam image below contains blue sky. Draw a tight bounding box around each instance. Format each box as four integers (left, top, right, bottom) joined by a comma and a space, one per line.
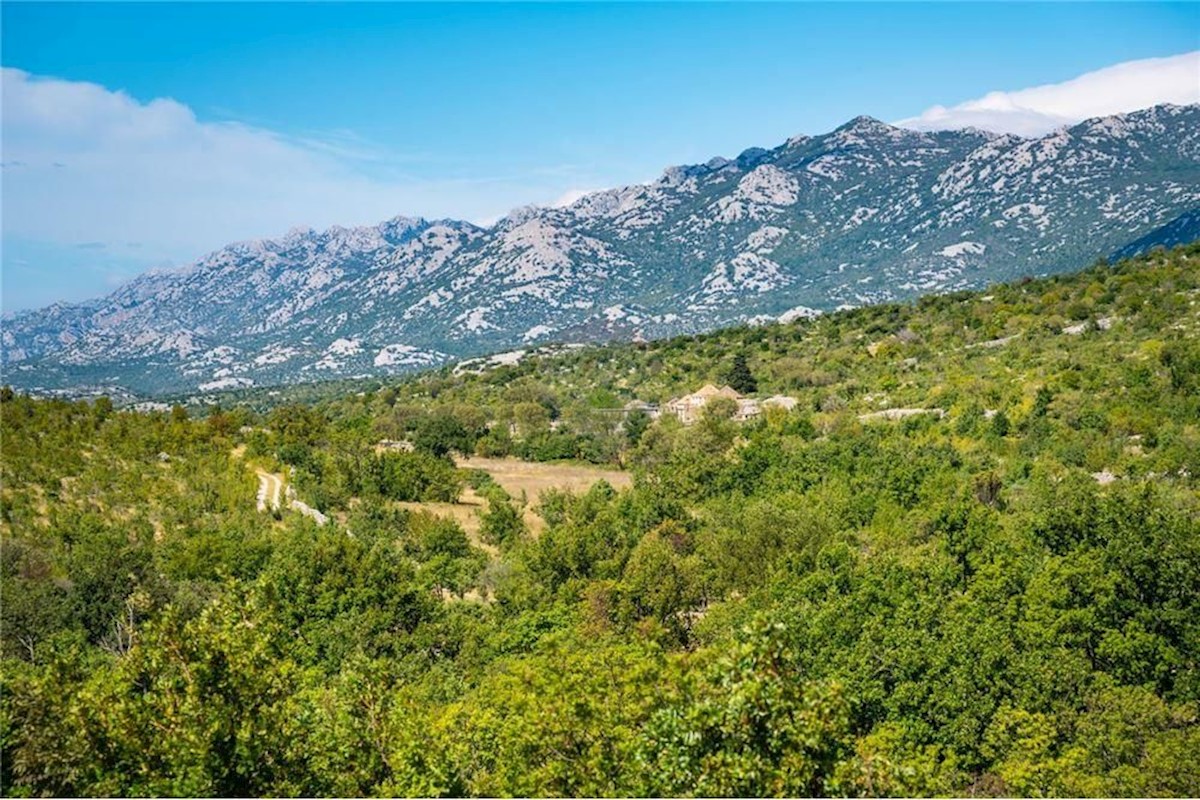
2, 2, 1198, 312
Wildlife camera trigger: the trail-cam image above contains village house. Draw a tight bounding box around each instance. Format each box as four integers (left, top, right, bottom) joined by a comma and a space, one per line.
664, 384, 741, 424
663, 385, 801, 424
733, 397, 761, 422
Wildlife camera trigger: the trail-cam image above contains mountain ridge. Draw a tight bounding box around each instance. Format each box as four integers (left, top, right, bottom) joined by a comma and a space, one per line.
4, 103, 1198, 396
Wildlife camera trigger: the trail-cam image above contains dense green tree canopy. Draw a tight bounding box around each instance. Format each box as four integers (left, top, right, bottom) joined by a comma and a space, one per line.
3, 244, 1199, 796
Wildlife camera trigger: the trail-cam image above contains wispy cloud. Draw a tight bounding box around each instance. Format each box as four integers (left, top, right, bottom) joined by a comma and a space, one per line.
0, 67, 607, 309
0, 67, 556, 239
897, 51, 1200, 137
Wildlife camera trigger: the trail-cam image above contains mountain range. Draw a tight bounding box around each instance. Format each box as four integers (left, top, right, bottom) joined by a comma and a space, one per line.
4, 103, 1198, 397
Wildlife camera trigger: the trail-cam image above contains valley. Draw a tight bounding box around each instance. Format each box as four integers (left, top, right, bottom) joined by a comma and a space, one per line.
3, 243, 1198, 796
4, 7, 1197, 797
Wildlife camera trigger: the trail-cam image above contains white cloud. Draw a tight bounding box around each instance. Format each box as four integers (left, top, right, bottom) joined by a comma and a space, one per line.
897, 51, 1200, 137
0, 68, 590, 272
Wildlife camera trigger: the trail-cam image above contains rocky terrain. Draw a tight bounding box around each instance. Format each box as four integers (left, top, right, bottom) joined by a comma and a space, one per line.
4, 103, 1198, 396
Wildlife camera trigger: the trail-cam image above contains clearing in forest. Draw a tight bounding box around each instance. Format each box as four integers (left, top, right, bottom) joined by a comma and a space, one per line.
396, 485, 493, 553
455, 456, 632, 498
398, 457, 632, 540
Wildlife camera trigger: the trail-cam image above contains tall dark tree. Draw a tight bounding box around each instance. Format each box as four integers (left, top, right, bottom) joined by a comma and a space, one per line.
413, 413, 472, 458
725, 353, 757, 394
624, 409, 651, 447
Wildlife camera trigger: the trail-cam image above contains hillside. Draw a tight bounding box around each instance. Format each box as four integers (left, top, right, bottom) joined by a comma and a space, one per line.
3, 244, 1198, 796
3, 104, 1198, 397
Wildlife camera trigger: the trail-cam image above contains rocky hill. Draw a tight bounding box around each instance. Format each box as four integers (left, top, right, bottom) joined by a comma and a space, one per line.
4, 103, 1198, 396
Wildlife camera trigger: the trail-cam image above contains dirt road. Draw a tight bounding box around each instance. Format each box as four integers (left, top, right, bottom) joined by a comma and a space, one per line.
255, 470, 284, 512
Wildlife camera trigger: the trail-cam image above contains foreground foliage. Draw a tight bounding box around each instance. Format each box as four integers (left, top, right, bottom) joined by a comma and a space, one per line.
2, 245, 1199, 796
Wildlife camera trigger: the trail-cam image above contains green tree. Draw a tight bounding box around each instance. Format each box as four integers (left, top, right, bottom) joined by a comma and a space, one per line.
990, 408, 1011, 438
624, 409, 651, 447
391, 637, 667, 797
636, 619, 852, 796
724, 353, 758, 394
412, 413, 472, 458
480, 486, 526, 549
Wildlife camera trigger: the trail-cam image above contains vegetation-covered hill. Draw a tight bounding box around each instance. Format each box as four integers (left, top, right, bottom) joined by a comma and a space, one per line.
2, 244, 1199, 796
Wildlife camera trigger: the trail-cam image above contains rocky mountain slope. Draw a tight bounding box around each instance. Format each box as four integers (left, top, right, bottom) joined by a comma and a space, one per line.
4, 103, 1198, 397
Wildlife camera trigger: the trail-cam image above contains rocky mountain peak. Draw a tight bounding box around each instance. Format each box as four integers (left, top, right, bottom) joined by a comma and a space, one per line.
4, 105, 1197, 397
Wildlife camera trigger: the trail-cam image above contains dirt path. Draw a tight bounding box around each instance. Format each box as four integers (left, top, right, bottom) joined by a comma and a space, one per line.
252, 453, 630, 539
255, 470, 284, 513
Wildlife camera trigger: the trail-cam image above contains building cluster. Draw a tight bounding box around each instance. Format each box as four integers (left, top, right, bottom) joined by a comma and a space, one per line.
625, 384, 799, 425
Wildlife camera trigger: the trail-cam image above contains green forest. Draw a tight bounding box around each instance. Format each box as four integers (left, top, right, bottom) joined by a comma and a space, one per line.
2, 244, 1199, 796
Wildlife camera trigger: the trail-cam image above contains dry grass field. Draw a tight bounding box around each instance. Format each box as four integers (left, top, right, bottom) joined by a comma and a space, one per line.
457, 457, 631, 535
456, 456, 632, 497
394, 457, 632, 539
395, 486, 494, 551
